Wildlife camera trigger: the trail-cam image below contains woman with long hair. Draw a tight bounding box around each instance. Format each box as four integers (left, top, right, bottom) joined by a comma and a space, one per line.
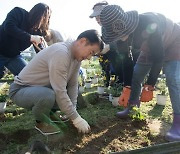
0, 3, 51, 78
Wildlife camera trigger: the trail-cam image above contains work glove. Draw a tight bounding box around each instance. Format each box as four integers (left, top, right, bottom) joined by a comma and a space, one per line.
118, 86, 131, 107
30, 35, 43, 45
72, 115, 90, 133
140, 85, 154, 102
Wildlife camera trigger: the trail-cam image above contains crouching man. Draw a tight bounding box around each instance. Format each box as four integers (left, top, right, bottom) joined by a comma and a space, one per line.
9, 29, 104, 135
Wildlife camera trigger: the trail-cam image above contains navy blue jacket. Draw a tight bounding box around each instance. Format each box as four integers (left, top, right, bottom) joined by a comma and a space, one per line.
0, 7, 39, 57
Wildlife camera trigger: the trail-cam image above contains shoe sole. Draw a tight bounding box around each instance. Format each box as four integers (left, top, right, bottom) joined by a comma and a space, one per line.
35, 126, 61, 136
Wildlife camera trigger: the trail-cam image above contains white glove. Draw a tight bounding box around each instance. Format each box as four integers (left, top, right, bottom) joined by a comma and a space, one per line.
72, 115, 90, 133
30, 35, 43, 45
101, 44, 110, 54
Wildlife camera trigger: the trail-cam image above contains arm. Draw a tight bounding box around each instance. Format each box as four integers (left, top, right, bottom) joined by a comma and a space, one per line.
140, 31, 163, 102
146, 62, 163, 86
148, 26, 164, 63
3, 7, 31, 42
49, 52, 79, 120
49, 51, 90, 133
67, 64, 80, 108
144, 24, 164, 85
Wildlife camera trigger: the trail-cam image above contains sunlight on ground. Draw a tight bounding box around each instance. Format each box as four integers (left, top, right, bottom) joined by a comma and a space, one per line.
148, 119, 171, 136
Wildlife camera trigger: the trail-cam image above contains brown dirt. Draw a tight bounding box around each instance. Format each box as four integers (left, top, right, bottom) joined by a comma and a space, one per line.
0, 110, 171, 153
45, 117, 169, 153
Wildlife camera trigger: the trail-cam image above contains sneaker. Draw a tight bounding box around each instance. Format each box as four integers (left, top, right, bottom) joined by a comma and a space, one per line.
35, 122, 61, 135
50, 114, 69, 123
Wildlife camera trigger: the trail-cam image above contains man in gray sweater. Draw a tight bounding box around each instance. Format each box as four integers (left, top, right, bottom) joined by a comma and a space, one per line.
9, 29, 104, 135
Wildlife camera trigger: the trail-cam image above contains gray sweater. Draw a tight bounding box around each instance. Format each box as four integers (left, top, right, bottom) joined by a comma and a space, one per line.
14, 41, 80, 120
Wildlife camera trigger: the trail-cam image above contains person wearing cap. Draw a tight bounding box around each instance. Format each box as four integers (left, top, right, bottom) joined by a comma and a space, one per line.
0, 3, 51, 79
9, 29, 104, 135
90, 1, 138, 89
99, 4, 180, 141
90, 2, 162, 107
89, 1, 108, 22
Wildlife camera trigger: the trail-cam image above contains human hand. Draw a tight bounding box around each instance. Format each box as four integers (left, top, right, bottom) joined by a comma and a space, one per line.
140, 85, 154, 102
72, 115, 90, 133
30, 35, 43, 45
32, 36, 47, 52
119, 86, 131, 107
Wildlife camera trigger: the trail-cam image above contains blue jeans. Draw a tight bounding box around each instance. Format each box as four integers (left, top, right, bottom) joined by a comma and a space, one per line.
129, 63, 151, 101
0, 54, 27, 78
164, 61, 180, 115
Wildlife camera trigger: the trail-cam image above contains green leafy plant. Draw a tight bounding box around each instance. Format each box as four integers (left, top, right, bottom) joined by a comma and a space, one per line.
1, 70, 14, 80
109, 78, 123, 97
85, 77, 91, 83
84, 92, 99, 105
0, 82, 9, 102
78, 75, 85, 86
157, 77, 168, 96
0, 94, 8, 102
90, 71, 96, 78
97, 70, 107, 87
129, 107, 145, 121
94, 69, 102, 78
98, 78, 105, 87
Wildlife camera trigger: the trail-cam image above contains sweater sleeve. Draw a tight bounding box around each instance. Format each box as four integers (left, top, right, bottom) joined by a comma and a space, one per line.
3, 7, 31, 42
146, 62, 162, 86
67, 64, 80, 106
139, 13, 165, 63
148, 26, 164, 63
48, 52, 79, 120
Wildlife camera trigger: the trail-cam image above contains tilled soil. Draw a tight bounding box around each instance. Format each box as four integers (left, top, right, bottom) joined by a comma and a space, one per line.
0, 108, 171, 154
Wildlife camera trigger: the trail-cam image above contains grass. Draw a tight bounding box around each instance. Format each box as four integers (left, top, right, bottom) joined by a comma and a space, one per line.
0, 88, 173, 153
0, 69, 174, 153
140, 94, 172, 123
79, 98, 122, 125
1, 110, 34, 134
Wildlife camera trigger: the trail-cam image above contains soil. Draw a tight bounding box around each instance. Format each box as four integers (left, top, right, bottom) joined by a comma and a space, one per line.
0, 115, 170, 154
0, 93, 172, 153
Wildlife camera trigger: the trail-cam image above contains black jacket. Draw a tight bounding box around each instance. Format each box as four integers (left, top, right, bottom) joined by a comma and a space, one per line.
0, 7, 41, 58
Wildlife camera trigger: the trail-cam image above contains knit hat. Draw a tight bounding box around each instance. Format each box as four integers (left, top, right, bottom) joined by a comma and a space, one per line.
100, 5, 139, 44
89, 1, 108, 18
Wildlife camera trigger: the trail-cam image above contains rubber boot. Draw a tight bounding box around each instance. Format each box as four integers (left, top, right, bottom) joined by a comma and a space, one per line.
116, 100, 140, 118
165, 114, 180, 141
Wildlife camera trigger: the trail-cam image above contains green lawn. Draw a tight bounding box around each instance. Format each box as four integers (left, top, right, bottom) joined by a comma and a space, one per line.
0, 85, 173, 153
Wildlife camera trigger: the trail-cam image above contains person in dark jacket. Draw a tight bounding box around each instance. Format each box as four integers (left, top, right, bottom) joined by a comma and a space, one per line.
0, 3, 51, 78
90, 2, 162, 107
100, 5, 180, 141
